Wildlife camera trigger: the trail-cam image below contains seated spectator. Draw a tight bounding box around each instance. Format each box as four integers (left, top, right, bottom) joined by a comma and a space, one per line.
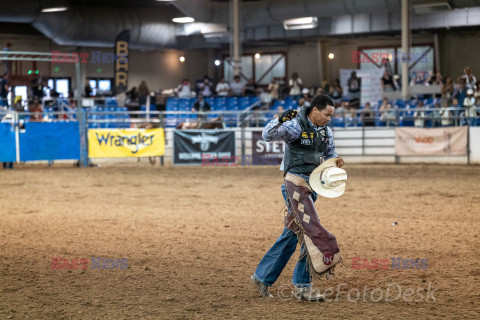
275, 106, 284, 119
433, 103, 442, 127
301, 88, 311, 102
463, 66, 477, 91
381, 70, 395, 91
361, 102, 375, 127
335, 101, 347, 118
243, 78, 259, 96
177, 78, 192, 98
464, 89, 477, 126
329, 79, 343, 104
315, 87, 325, 95
198, 76, 213, 97
215, 78, 230, 96
288, 72, 302, 96
298, 98, 310, 110
192, 94, 211, 124
230, 75, 244, 96
0, 73, 9, 108
347, 71, 361, 104
84, 83, 93, 97
29, 98, 44, 122
380, 101, 396, 126
414, 101, 426, 127
138, 81, 150, 106
440, 101, 451, 127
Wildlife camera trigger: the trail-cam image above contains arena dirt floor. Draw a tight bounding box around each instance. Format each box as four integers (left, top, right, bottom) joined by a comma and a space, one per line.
0, 162, 479, 319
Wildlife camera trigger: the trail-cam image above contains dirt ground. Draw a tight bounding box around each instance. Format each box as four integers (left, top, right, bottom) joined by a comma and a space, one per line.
0, 163, 479, 319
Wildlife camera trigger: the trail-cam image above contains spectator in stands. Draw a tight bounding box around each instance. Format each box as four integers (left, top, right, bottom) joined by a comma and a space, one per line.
414, 101, 426, 127
433, 103, 442, 127
347, 71, 361, 104
176, 78, 192, 98
463, 66, 477, 91
301, 88, 311, 102
138, 81, 150, 106
361, 102, 375, 127
315, 87, 325, 95
29, 98, 44, 122
454, 78, 467, 108
192, 94, 211, 124
275, 105, 284, 119
298, 98, 310, 110
215, 78, 230, 96
31, 75, 45, 99
243, 78, 259, 96
335, 101, 347, 118
127, 86, 138, 101
426, 71, 443, 86
288, 72, 302, 96
441, 76, 454, 106
380, 101, 396, 126
155, 91, 166, 112
2, 42, 12, 74
329, 79, 343, 104
381, 69, 395, 91
0, 73, 9, 108
321, 80, 330, 95
230, 75, 244, 96
440, 100, 451, 127
84, 83, 93, 97
464, 89, 477, 126
268, 78, 280, 101
198, 76, 213, 97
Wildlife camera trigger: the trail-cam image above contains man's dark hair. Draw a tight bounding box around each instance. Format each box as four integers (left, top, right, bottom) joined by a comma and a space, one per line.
310, 94, 334, 111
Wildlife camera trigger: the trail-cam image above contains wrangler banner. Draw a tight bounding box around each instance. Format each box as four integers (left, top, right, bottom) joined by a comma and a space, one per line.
395, 127, 468, 156
88, 128, 165, 158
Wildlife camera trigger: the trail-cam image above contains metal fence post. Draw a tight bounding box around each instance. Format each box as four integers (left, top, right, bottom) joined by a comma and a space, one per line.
467, 119, 470, 165
240, 116, 246, 166
78, 106, 89, 167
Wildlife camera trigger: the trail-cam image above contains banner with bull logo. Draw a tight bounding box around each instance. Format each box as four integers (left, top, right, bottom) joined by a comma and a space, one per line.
395, 127, 468, 156
88, 128, 165, 158
251, 131, 285, 165
173, 130, 236, 166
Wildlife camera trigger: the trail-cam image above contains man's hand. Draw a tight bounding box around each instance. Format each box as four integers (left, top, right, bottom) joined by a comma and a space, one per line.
336, 157, 344, 168
278, 109, 298, 124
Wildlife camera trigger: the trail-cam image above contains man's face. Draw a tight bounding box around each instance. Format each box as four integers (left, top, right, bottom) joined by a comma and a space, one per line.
310, 105, 334, 127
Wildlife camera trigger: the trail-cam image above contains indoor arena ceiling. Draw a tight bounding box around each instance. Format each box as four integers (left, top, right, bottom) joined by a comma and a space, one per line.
0, 0, 480, 49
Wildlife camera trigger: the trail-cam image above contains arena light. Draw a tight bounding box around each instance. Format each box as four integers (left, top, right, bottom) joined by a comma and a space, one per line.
179, 56, 185, 63
41, 7, 68, 13
283, 17, 318, 30
214, 59, 221, 66
328, 53, 335, 60
254, 53, 261, 60
172, 17, 195, 24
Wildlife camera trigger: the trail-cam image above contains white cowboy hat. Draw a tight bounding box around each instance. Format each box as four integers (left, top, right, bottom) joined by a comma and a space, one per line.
309, 158, 347, 198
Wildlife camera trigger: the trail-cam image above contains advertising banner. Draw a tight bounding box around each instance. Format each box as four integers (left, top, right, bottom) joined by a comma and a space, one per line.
113, 30, 129, 95
173, 130, 236, 166
251, 131, 285, 165
88, 128, 165, 158
395, 127, 468, 156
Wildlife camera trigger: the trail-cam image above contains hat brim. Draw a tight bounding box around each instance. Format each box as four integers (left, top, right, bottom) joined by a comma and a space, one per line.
309, 158, 346, 198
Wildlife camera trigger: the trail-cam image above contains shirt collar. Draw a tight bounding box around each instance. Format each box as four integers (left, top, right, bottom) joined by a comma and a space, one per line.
306, 114, 324, 131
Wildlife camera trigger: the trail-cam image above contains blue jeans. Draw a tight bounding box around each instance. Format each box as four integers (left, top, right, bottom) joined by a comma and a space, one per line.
254, 183, 317, 287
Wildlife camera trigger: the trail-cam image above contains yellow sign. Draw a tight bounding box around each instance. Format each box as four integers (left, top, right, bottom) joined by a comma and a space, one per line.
88, 128, 165, 158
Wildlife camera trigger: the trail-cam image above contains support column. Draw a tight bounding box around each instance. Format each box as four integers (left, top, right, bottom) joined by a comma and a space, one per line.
75, 60, 88, 167
433, 33, 440, 74
316, 39, 324, 85
401, 0, 409, 99
232, 0, 241, 76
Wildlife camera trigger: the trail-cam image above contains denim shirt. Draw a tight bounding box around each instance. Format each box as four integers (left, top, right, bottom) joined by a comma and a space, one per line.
262, 116, 338, 182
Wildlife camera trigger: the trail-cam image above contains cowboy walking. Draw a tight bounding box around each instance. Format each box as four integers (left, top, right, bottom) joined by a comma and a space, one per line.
251, 94, 346, 301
